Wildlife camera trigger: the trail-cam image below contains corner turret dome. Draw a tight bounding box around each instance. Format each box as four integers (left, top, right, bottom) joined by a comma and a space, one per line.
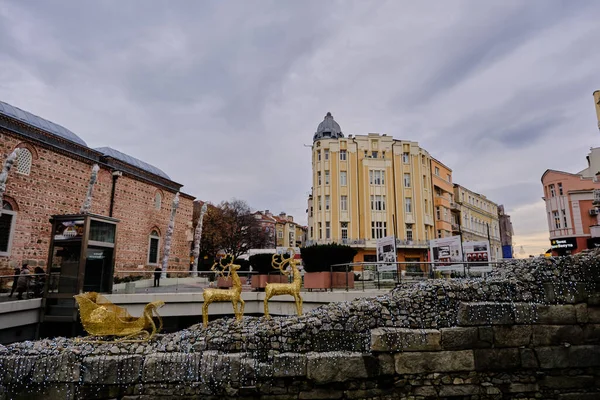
313, 112, 343, 142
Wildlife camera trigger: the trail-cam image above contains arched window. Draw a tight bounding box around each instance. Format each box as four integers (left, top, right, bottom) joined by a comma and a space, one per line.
154, 192, 162, 210
15, 148, 33, 175
147, 229, 160, 265
0, 201, 17, 256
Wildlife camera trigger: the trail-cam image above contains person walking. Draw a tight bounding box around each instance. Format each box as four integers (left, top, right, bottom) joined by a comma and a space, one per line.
153, 267, 162, 287
8, 267, 20, 298
33, 267, 46, 297
16, 264, 31, 300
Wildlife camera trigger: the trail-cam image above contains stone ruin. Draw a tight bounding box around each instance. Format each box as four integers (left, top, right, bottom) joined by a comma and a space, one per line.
1, 251, 599, 399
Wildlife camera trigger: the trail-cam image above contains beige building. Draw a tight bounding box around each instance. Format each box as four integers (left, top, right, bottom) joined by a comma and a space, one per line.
452, 184, 502, 260
275, 212, 306, 249
307, 112, 433, 264
431, 158, 454, 239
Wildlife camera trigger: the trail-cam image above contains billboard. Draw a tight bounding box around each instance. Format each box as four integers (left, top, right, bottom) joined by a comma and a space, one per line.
463, 240, 491, 267
376, 236, 397, 272
429, 235, 463, 271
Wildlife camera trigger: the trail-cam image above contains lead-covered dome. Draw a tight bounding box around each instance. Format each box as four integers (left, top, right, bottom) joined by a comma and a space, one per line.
313, 112, 343, 142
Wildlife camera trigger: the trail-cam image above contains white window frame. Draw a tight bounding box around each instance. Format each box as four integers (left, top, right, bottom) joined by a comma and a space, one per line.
341, 222, 348, 240
340, 150, 347, 161
340, 171, 347, 186
325, 170, 330, 185
325, 195, 330, 210
324, 149, 329, 160
147, 230, 161, 265
404, 173, 411, 188
402, 152, 409, 163
325, 221, 331, 239
317, 171, 321, 185
405, 198, 412, 213
0, 207, 17, 256
340, 195, 348, 211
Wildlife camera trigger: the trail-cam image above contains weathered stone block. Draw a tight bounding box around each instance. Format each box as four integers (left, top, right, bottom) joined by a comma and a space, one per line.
532, 325, 584, 346
588, 307, 600, 323
438, 385, 480, 396
255, 353, 307, 378
199, 352, 254, 387
142, 353, 200, 383
567, 345, 600, 367
493, 325, 531, 347
583, 324, 600, 343
394, 350, 474, 374
457, 302, 514, 326
2, 356, 36, 385
536, 305, 577, 324
440, 327, 486, 350
506, 383, 538, 393
307, 352, 373, 383
575, 303, 588, 323
299, 389, 343, 399
540, 375, 595, 389
473, 348, 520, 371
377, 353, 395, 375
514, 302, 537, 324
535, 346, 569, 369
32, 353, 80, 383
413, 386, 438, 397
83, 355, 142, 384
371, 328, 441, 352
520, 348, 538, 368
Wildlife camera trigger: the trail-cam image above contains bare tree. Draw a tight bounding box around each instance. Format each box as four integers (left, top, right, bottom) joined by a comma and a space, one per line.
199, 199, 271, 261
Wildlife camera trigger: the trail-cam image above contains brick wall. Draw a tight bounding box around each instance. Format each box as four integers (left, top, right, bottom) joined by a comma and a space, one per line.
0, 130, 194, 273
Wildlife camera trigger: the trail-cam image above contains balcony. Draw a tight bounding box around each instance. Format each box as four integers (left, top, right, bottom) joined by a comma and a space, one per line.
451, 223, 460, 232
450, 202, 459, 210
305, 239, 366, 247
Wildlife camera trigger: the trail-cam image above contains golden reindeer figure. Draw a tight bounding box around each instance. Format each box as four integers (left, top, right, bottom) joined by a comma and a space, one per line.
202, 255, 245, 327
264, 248, 303, 318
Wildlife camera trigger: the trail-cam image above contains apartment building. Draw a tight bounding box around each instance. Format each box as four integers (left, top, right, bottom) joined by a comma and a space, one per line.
451, 184, 502, 260
431, 158, 454, 239
540, 92, 600, 255
307, 112, 434, 263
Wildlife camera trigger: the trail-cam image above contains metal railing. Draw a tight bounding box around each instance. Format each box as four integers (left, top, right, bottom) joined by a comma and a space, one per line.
327, 260, 506, 291
0, 273, 46, 301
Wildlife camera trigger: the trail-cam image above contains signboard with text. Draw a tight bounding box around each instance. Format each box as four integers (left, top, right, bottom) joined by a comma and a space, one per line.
429, 235, 463, 270
550, 238, 577, 250
376, 236, 397, 272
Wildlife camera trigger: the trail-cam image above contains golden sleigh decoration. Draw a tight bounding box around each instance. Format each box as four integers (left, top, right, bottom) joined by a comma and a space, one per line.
74, 292, 165, 343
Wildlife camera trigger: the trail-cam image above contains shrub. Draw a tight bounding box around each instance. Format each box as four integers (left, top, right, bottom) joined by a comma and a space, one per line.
249, 253, 274, 274
300, 243, 357, 273
234, 258, 250, 272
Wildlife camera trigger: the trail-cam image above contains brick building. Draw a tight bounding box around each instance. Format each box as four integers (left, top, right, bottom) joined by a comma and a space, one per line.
0, 100, 195, 274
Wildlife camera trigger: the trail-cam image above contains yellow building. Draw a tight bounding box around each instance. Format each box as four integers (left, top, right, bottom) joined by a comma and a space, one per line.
431, 158, 454, 238
307, 112, 434, 264
452, 184, 502, 260
275, 212, 306, 248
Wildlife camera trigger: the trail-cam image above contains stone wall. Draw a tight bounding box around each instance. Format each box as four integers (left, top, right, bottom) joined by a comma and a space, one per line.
1, 252, 600, 399
0, 130, 194, 273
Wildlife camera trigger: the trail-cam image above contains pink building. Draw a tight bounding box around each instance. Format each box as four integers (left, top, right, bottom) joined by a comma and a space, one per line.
541, 148, 600, 255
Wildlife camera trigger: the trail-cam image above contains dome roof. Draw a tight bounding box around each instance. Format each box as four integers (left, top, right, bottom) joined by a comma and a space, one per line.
0, 100, 88, 146
313, 112, 343, 142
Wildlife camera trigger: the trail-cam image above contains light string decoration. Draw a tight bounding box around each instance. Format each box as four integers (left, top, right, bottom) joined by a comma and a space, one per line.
0, 250, 598, 397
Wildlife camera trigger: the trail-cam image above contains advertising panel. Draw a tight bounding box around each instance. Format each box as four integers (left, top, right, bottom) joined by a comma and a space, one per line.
429, 235, 463, 271
376, 236, 397, 272
463, 240, 491, 265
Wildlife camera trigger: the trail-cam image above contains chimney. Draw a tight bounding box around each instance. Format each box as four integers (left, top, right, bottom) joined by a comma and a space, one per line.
594, 90, 600, 131
279, 212, 286, 219
287, 215, 293, 222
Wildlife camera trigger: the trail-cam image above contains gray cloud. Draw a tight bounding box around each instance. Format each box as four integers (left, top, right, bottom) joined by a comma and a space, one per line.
1, 0, 600, 255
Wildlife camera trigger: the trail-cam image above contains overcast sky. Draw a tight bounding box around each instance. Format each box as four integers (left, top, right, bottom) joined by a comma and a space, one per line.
1, 0, 599, 256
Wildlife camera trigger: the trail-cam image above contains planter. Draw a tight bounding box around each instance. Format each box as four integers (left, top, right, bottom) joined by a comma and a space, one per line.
217, 277, 247, 288
303, 272, 331, 290
250, 274, 288, 290
331, 271, 354, 289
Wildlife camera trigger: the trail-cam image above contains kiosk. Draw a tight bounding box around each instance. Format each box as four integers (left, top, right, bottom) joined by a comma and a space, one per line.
40, 213, 118, 337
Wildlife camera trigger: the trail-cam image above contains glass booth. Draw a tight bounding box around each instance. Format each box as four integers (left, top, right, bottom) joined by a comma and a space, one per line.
40, 214, 118, 336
